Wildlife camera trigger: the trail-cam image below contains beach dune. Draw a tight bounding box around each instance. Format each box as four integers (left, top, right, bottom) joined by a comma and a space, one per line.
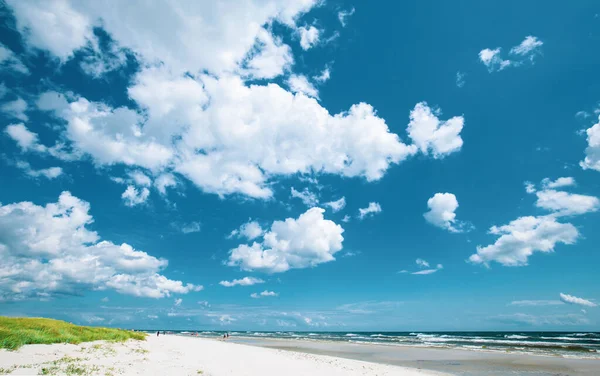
0, 335, 445, 375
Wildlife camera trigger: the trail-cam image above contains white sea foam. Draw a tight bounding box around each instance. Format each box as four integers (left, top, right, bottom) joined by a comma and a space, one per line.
505, 335, 529, 339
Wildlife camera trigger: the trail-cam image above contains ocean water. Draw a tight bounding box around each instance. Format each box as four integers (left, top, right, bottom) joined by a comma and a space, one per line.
167, 331, 600, 359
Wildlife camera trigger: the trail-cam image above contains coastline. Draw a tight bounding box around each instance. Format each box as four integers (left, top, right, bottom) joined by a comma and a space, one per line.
229, 336, 600, 375
0, 335, 447, 375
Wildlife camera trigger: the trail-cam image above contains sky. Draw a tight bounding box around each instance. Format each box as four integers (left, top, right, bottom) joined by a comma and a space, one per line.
1, 0, 599, 332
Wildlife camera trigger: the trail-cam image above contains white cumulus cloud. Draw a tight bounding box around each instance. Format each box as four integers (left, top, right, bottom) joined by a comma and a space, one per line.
229, 220, 264, 241
324, 197, 346, 212
541, 177, 575, 189
14, 161, 63, 180
287, 74, 319, 98
471, 180, 598, 267
407, 102, 464, 158
358, 202, 381, 219
424, 193, 469, 233
38, 80, 419, 199
219, 277, 265, 287
1, 97, 28, 121
291, 187, 319, 207
228, 207, 344, 273
6, 1, 465, 203
534, 189, 599, 217
121, 186, 150, 207
0, 192, 200, 301
580, 117, 600, 172
6, 0, 316, 76
297, 25, 320, 50
5, 123, 43, 152
469, 215, 579, 267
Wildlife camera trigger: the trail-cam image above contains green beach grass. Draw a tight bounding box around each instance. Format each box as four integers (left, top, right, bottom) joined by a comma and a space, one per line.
0, 317, 146, 350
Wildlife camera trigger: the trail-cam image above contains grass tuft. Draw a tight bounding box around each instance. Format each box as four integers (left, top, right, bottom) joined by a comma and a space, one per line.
0, 316, 146, 350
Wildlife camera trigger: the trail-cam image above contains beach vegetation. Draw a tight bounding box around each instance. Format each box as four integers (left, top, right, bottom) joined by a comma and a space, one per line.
0, 366, 16, 374
0, 317, 146, 350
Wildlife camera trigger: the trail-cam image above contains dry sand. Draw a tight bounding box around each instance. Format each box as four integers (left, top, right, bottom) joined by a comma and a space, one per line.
0, 335, 447, 375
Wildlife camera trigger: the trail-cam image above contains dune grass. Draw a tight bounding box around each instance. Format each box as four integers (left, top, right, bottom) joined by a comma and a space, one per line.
0, 317, 146, 350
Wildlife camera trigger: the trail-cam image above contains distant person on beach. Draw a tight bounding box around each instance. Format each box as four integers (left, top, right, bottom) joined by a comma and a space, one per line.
157, 331, 159, 337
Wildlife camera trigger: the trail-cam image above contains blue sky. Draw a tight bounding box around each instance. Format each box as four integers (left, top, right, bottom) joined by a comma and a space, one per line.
1, 0, 599, 331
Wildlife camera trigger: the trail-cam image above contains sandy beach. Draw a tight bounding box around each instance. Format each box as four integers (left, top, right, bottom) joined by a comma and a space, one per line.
0, 335, 446, 375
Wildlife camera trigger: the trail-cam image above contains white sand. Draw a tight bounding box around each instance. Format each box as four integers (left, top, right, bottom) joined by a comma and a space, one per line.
0, 335, 448, 375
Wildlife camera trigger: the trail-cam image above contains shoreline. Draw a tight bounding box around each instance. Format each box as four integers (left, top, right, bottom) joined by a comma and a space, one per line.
222, 334, 599, 360
227, 336, 600, 375
167, 330, 600, 360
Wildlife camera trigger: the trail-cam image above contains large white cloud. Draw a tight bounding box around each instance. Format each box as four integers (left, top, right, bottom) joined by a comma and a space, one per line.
7, 1, 466, 201
6, 0, 315, 76
423, 192, 468, 233
0, 192, 200, 301
228, 207, 344, 273
37, 77, 420, 198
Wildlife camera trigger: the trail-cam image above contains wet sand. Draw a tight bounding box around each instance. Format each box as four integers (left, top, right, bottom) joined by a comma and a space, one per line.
231, 337, 600, 375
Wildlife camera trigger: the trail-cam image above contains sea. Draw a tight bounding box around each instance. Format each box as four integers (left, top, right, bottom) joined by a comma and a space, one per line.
165, 331, 600, 359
